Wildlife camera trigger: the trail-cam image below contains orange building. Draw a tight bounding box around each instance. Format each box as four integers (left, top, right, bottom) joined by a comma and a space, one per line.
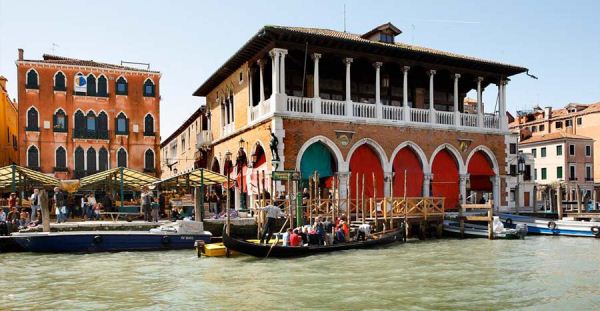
0, 75, 19, 166
16, 49, 161, 179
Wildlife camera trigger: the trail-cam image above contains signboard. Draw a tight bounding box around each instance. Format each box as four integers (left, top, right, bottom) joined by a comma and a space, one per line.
74, 73, 87, 92
272, 170, 300, 181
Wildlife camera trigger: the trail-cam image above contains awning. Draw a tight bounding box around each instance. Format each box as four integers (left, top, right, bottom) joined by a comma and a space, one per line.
0, 165, 60, 191
154, 168, 227, 190
79, 167, 158, 191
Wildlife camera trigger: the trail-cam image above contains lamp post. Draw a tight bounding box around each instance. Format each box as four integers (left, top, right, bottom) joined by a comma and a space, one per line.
237, 138, 247, 211
515, 151, 526, 214
224, 150, 232, 235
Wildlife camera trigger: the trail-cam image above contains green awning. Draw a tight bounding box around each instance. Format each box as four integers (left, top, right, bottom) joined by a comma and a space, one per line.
79, 167, 158, 191
154, 168, 226, 190
0, 165, 60, 191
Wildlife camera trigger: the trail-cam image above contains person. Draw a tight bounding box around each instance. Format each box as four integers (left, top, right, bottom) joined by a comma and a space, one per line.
299, 226, 309, 245
289, 229, 302, 247
30, 189, 40, 222
357, 223, 371, 241
8, 193, 17, 210
0, 208, 7, 235
335, 225, 345, 243
81, 195, 89, 220
337, 219, 349, 242
283, 228, 292, 246
323, 217, 334, 245
87, 193, 97, 220
18, 209, 30, 228
102, 193, 114, 215
54, 187, 66, 223
141, 187, 153, 222
158, 192, 166, 217
313, 216, 326, 245
29, 210, 42, 227
151, 195, 159, 223
258, 203, 285, 244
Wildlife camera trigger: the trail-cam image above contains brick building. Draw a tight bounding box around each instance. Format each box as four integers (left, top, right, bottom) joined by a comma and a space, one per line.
192, 23, 527, 210
0, 75, 19, 166
16, 50, 161, 179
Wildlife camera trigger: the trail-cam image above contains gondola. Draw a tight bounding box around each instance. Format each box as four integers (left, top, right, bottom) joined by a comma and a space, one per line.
222, 227, 404, 258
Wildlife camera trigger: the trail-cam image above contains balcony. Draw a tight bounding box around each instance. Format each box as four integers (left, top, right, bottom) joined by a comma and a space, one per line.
196, 130, 213, 149
222, 123, 234, 137
25, 125, 39, 132
73, 129, 109, 140
248, 95, 502, 133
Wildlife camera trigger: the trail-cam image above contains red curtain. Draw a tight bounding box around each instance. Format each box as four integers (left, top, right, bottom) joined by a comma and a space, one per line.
392, 148, 424, 197
250, 150, 268, 193
349, 145, 384, 199
431, 149, 459, 209
468, 151, 494, 191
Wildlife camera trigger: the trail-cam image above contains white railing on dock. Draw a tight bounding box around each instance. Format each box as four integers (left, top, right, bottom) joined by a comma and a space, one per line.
461, 113, 478, 127
321, 99, 345, 116
483, 114, 499, 129
382, 105, 404, 121
353, 102, 376, 118
286, 96, 313, 113
435, 111, 454, 125
410, 108, 429, 123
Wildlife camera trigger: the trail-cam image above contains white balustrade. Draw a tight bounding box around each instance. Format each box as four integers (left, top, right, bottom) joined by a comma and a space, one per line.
461, 113, 478, 127
223, 123, 235, 136
321, 99, 346, 116
410, 108, 429, 123
382, 105, 404, 121
483, 114, 499, 129
435, 111, 455, 125
352, 102, 376, 118
286, 96, 313, 113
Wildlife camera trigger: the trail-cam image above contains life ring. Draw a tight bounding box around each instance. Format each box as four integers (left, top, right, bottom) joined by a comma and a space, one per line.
93, 235, 103, 244
591, 226, 600, 237
547, 221, 557, 230
505, 218, 513, 226
161, 235, 171, 245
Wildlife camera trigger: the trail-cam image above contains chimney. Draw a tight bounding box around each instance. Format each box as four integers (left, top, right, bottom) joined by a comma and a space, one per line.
0, 76, 6, 90
18, 48, 24, 61
544, 106, 552, 120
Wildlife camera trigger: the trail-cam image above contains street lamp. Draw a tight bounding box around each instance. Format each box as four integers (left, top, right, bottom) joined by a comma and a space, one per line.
515, 151, 526, 214
236, 138, 247, 211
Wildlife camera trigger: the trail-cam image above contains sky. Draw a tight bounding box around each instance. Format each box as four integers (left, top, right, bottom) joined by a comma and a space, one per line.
1, 0, 600, 139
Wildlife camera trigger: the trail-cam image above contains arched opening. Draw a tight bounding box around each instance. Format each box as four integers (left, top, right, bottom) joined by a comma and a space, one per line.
54, 72, 66, 91
144, 114, 154, 136
74, 147, 84, 178
55, 146, 66, 170
97, 112, 108, 139
99, 147, 109, 171
115, 112, 128, 135
26, 69, 38, 89
87, 147, 97, 174
74, 110, 85, 138
27, 146, 39, 169
235, 149, 248, 209
86, 111, 97, 136
117, 148, 127, 167
116, 77, 128, 95
97, 75, 108, 97
143, 79, 155, 97
144, 149, 155, 172
467, 151, 495, 203
349, 144, 384, 199
53, 109, 67, 132
431, 149, 460, 210
26, 107, 39, 131
250, 144, 268, 196
300, 142, 338, 192
392, 147, 424, 197
87, 74, 96, 96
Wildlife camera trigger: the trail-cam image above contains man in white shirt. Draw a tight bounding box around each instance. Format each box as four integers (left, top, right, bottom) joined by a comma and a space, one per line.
30, 189, 40, 222
357, 223, 371, 241
258, 204, 285, 244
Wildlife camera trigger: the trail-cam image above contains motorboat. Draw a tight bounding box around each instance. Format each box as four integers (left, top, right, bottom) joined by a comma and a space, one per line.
499, 213, 600, 238
443, 216, 527, 239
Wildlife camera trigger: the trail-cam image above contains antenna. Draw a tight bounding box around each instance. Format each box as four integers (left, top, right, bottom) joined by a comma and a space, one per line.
51, 43, 59, 54
411, 24, 415, 43
343, 4, 346, 33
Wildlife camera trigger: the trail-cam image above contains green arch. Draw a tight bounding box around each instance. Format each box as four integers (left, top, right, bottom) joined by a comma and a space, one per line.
300, 142, 335, 180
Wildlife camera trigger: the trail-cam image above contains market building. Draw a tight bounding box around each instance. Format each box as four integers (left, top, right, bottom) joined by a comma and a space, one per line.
16, 49, 161, 179
192, 23, 527, 210
0, 75, 19, 166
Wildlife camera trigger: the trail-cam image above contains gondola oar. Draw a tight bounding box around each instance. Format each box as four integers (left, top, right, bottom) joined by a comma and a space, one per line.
265, 217, 290, 258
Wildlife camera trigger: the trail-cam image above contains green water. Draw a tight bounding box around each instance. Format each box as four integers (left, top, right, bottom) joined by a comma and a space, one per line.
1, 236, 599, 310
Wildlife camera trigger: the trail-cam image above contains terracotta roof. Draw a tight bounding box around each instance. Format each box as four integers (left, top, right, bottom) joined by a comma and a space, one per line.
520, 132, 593, 145
19, 54, 160, 74
509, 101, 600, 128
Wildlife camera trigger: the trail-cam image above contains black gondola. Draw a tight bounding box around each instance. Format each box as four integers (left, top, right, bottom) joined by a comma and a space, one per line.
222, 227, 404, 258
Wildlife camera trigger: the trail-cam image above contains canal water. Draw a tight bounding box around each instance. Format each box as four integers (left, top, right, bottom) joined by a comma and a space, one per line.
1, 236, 599, 310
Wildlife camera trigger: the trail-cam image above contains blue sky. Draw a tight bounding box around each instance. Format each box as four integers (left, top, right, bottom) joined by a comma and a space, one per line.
1, 0, 599, 139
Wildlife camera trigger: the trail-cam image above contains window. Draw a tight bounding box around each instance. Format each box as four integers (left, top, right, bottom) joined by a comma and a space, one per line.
569, 144, 575, 156
555, 121, 563, 129
534, 169, 537, 180
524, 165, 532, 181
144, 114, 154, 136
557, 166, 563, 179
577, 117, 582, 125
565, 119, 573, 127
569, 164, 576, 180
531, 126, 537, 132
27, 145, 39, 169
26, 69, 38, 89
509, 143, 517, 155
26, 107, 39, 131
239, 71, 243, 83
541, 168, 547, 180
541, 147, 546, 157
97, 75, 108, 97
585, 145, 592, 157
143, 79, 155, 97
509, 165, 517, 176
539, 124, 545, 132
99, 147, 109, 171
115, 113, 128, 135
55, 146, 66, 170
87, 147, 97, 173
86, 111, 96, 132
181, 135, 186, 150
74, 110, 85, 138
379, 33, 394, 43
586, 165, 592, 180
117, 148, 127, 167
531, 148, 537, 158
556, 145, 562, 156
54, 72, 66, 91
116, 77, 128, 95
74, 146, 84, 177
87, 74, 96, 96
53, 109, 67, 132
97, 112, 108, 139
144, 149, 155, 172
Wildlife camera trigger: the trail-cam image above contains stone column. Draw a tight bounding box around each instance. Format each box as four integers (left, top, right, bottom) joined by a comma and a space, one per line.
344, 58, 353, 117
402, 66, 410, 121
374, 62, 383, 119
338, 172, 350, 211
384, 171, 393, 197
492, 175, 501, 212
279, 50, 288, 95
428, 70, 436, 124
269, 50, 280, 96
459, 173, 469, 205
500, 80, 508, 131
312, 53, 321, 114
423, 173, 433, 197
477, 76, 484, 128
258, 59, 265, 102
453, 73, 461, 126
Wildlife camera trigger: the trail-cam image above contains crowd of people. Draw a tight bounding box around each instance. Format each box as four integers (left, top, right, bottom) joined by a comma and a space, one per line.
281, 215, 365, 247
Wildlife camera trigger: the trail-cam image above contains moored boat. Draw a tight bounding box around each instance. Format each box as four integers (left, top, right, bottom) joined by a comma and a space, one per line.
222, 227, 404, 258
499, 213, 600, 238
443, 217, 527, 239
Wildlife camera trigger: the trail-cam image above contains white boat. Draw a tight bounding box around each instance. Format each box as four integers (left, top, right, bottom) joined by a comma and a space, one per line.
443, 217, 527, 239
499, 213, 600, 238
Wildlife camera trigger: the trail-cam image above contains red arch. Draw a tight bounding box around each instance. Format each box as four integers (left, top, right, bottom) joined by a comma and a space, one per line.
392, 147, 423, 197
349, 145, 384, 199
431, 149, 459, 209
468, 151, 495, 191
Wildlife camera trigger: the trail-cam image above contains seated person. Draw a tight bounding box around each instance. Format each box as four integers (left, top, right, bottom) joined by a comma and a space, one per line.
357, 223, 371, 241
289, 229, 302, 247
335, 226, 345, 243
283, 228, 292, 246
29, 210, 42, 227
19, 209, 30, 228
